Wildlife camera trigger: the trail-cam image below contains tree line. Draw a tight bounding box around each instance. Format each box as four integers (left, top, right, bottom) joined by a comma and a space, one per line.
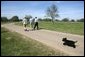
39, 18, 84, 22
1, 16, 84, 22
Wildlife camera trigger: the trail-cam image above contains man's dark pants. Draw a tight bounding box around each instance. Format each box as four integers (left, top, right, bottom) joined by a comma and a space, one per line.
34, 22, 39, 30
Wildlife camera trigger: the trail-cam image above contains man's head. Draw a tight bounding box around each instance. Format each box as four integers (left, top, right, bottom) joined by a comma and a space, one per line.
35, 17, 37, 18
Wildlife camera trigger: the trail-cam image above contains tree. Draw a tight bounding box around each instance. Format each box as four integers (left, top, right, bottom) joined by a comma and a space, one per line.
46, 4, 59, 23
62, 18, 69, 22
43, 18, 51, 21
19, 19, 22, 21
1, 17, 8, 22
70, 19, 75, 22
77, 18, 84, 22
55, 19, 60, 21
10, 16, 19, 22
25, 15, 32, 21
38, 18, 42, 21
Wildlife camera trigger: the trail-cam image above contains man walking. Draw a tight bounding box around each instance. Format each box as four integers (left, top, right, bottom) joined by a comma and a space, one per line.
33, 17, 39, 30
29, 17, 35, 28
22, 17, 28, 31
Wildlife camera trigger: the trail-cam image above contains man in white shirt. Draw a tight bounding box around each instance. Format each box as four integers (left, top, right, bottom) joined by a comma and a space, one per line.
22, 17, 28, 31
33, 17, 39, 30
29, 17, 35, 28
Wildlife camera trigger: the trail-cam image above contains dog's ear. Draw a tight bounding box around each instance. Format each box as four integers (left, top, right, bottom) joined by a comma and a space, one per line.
63, 38, 67, 40
65, 37, 67, 40
62, 38, 66, 41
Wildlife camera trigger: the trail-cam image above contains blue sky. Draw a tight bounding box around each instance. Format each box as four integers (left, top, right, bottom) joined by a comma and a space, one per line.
1, 1, 84, 20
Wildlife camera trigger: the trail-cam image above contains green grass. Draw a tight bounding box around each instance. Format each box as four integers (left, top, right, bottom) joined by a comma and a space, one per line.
1, 27, 68, 56
39, 21, 84, 35
15, 21, 84, 35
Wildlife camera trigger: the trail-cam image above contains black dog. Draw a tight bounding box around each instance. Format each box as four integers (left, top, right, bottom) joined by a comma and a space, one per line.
62, 38, 77, 48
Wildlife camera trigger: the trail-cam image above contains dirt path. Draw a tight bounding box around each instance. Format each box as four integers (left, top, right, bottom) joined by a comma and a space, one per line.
1, 23, 84, 56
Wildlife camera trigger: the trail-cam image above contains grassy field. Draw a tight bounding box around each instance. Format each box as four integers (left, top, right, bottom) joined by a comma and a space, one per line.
15, 21, 84, 35
1, 27, 68, 56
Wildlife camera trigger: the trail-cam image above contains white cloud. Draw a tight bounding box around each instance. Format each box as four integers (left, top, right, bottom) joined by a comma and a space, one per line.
56, 1, 60, 3
51, 1, 61, 4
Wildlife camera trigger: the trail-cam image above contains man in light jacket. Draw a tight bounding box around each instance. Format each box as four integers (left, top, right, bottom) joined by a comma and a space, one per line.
29, 17, 35, 28
22, 17, 28, 31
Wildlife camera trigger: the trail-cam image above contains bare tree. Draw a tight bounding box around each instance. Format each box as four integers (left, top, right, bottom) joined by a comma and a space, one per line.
46, 4, 59, 23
